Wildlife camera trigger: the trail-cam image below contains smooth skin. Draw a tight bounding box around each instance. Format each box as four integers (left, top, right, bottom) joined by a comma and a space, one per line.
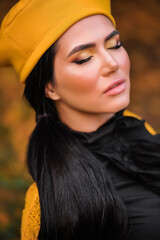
45, 15, 130, 132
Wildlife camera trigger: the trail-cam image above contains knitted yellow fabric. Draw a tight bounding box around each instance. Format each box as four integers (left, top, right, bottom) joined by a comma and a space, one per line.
21, 182, 40, 240
21, 110, 156, 240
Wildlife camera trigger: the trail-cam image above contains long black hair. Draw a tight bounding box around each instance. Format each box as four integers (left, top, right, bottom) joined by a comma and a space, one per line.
23, 41, 129, 240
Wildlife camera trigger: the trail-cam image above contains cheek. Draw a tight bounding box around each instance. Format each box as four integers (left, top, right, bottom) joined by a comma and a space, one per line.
54, 59, 98, 94
119, 49, 130, 74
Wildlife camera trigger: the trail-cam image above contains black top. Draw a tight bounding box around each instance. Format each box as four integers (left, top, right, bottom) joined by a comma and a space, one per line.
71, 110, 160, 240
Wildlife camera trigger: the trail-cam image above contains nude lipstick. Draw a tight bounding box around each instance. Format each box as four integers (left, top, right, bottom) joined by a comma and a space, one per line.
103, 79, 126, 96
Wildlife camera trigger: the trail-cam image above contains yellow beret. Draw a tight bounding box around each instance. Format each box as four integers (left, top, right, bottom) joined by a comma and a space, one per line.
0, 0, 115, 82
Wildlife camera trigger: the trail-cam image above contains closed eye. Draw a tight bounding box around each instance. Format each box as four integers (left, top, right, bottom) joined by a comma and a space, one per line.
107, 41, 123, 50
72, 40, 122, 65
72, 56, 93, 64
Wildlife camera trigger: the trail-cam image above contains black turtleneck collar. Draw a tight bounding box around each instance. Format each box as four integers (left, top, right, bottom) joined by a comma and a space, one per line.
68, 109, 160, 195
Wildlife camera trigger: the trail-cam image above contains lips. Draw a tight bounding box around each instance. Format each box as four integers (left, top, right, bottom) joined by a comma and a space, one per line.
103, 79, 126, 96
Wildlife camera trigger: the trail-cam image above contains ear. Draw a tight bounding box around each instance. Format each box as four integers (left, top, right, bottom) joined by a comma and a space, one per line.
45, 82, 60, 101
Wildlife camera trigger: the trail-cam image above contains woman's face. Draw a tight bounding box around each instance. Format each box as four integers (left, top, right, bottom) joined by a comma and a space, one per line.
46, 15, 130, 130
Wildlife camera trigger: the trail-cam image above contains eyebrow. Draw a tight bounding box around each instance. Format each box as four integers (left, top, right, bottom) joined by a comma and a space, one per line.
66, 30, 119, 58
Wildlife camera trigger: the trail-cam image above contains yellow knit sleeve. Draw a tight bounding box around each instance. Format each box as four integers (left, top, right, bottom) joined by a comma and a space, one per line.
123, 109, 156, 135
21, 182, 40, 240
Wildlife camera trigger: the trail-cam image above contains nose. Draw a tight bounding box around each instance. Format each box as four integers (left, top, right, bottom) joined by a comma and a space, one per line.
100, 50, 119, 77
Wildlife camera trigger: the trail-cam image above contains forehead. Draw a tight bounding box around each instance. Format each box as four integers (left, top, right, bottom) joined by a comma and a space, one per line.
57, 15, 115, 50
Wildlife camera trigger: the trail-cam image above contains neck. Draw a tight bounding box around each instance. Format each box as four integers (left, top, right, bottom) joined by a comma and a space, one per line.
55, 103, 114, 133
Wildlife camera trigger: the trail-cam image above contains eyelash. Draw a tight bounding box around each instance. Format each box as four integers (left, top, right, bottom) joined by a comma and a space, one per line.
73, 56, 93, 64
108, 41, 123, 50
73, 41, 123, 65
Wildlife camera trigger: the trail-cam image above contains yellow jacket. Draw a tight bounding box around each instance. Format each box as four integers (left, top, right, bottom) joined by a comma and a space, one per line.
21, 110, 156, 240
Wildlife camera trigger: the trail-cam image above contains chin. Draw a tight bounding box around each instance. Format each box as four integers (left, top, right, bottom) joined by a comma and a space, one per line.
109, 95, 130, 113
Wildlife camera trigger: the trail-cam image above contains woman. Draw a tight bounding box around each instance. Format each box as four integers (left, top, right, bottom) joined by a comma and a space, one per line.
0, 0, 160, 240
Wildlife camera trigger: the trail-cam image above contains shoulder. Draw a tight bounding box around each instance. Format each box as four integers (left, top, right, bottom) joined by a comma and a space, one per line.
123, 109, 156, 135
21, 182, 40, 240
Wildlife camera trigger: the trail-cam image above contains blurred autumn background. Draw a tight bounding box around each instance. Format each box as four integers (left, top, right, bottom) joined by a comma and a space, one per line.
0, 0, 160, 239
